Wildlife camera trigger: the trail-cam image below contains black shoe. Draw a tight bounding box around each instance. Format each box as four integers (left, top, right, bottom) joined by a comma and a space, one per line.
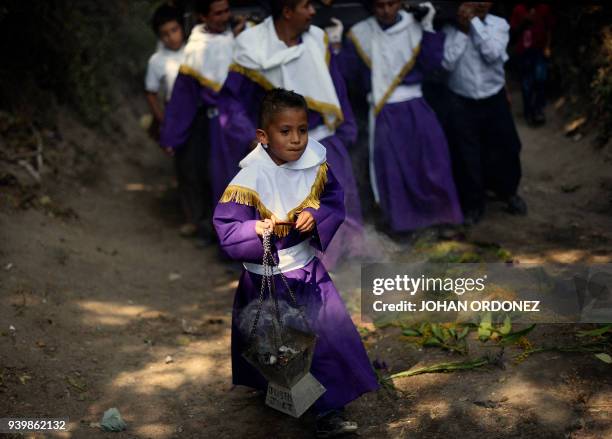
315, 410, 358, 438
463, 208, 484, 227
507, 195, 527, 216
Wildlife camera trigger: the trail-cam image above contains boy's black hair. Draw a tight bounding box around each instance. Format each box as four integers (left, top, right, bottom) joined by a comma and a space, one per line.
196, 0, 225, 16
259, 88, 308, 129
151, 4, 183, 35
270, 0, 304, 20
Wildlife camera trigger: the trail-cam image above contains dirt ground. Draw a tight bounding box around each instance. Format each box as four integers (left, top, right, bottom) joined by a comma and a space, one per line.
1, 96, 611, 439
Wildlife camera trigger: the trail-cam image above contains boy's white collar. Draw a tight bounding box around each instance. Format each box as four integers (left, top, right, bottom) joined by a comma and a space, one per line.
239, 137, 326, 170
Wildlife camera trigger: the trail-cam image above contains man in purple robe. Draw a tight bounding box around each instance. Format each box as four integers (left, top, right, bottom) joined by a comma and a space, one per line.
339, 0, 463, 233
218, 0, 364, 268
214, 89, 379, 437
160, 0, 246, 241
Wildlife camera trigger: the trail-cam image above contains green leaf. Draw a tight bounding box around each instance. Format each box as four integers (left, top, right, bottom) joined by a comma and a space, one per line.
500, 324, 536, 345
387, 357, 490, 379
478, 328, 492, 341
577, 324, 612, 338
594, 353, 612, 364
499, 315, 512, 335
449, 327, 457, 339
457, 327, 470, 340
423, 337, 443, 347
419, 322, 429, 334
402, 328, 422, 337
479, 312, 493, 331
431, 324, 444, 341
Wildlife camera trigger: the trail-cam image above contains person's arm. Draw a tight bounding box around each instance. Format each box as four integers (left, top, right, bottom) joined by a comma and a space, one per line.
302, 166, 345, 252
159, 72, 202, 150
470, 16, 510, 64
416, 30, 446, 73
213, 201, 265, 262
145, 57, 165, 123
145, 92, 164, 124
337, 36, 366, 87
441, 25, 469, 72
328, 49, 358, 147
218, 70, 265, 156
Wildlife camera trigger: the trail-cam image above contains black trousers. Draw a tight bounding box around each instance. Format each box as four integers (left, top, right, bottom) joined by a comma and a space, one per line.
174, 107, 213, 236
447, 89, 522, 212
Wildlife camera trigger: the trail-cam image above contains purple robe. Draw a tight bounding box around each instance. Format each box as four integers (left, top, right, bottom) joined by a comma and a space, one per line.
213, 168, 379, 413
160, 73, 241, 203
340, 30, 463, 231
218, 47, 365, 269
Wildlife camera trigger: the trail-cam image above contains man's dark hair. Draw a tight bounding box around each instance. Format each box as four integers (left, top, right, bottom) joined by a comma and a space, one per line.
259, 88, 308, 128
196, 0, 226, 16
270, 0, 303, 20
151, 4, 183, 35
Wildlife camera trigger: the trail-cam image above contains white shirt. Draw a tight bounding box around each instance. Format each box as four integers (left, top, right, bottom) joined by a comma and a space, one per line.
442, 14, 510, 99
145, 45, 185, 101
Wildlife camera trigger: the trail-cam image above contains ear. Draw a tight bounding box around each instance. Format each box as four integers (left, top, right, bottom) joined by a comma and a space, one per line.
256, 128, 269, 145
282, 5, 293, 20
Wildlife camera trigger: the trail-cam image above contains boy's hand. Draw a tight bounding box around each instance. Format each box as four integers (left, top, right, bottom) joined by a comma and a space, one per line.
232, 15, 247, 36
255, 216, 278, 236
295, 211, 315, 233
162, 146, 175, 157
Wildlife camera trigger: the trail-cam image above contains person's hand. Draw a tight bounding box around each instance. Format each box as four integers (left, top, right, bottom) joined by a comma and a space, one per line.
255, 217, 277, 236
295, 210, 315, 233
162, 146, 175, 156
325, 17, 344, 45
232, 15, 247, 36
473, 2, 491, 20
419, 2, 436, 33
457, 3, 475, 34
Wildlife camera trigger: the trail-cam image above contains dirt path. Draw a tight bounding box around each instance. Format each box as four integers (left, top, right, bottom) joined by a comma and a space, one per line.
1, 100, 611, 439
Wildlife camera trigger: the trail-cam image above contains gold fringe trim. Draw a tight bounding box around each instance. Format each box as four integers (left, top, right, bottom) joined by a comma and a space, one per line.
219, 162, 328, 237
304, 97, 344, 130
374, 44, 421, 115
229, 63, 275, 90
230, 63, 344, 130
324, 33, 331, 66
347, 31, 372, 68
179, 65, 223, 92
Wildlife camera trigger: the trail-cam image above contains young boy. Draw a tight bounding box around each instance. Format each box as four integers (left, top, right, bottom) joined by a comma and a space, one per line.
145, 4, 186, 137
160, 0, 245, 241
213, 89, 379, 437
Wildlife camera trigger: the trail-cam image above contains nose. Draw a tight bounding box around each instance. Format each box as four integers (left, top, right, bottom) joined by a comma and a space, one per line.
290, 131, 301, 144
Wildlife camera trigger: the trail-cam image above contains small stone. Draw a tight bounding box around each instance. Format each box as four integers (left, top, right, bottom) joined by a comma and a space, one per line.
165, 355, 174, 364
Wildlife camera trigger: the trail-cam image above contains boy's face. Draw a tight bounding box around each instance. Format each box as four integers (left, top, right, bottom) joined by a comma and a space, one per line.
373, 0, 401, 26
257, 108, 309, 165
284, 0, 316, 35
158, 20, 184, 51
201, 0, 231, 33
